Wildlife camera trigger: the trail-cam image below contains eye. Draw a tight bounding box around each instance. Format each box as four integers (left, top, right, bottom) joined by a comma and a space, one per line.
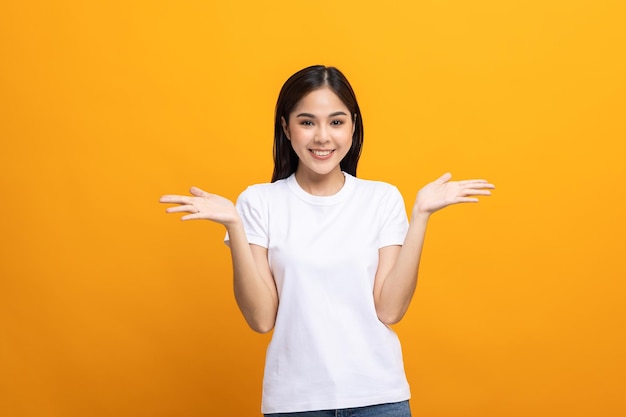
300, 120, 314, 126
331, 120, 344, 126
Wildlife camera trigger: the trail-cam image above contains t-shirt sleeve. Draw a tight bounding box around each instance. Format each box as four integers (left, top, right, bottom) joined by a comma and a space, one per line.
378, 185, 409, 248
224, 186, 269, 248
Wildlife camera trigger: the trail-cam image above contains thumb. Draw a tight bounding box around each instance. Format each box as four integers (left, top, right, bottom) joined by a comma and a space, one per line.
189, 186, 209, 197
434, 172, 452, 184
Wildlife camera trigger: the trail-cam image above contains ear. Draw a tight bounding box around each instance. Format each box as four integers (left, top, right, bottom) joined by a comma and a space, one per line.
281, 116, 290, 140
352, 113, 357, 136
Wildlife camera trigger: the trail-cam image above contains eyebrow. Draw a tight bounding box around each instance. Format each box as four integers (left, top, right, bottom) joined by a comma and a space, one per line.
296, 111, 349, 118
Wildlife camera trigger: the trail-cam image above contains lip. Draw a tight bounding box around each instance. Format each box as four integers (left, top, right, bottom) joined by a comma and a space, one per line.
309, 149, 335, 160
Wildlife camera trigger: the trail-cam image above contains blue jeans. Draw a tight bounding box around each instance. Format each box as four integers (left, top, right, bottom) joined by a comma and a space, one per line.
264, 400, 411, 417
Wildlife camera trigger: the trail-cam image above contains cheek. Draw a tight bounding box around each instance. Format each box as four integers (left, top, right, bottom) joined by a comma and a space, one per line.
339, 126, 354, 142
290, 127, 313, 143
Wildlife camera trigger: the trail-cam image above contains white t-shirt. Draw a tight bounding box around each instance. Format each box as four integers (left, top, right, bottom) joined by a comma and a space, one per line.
228, 172, 410, 414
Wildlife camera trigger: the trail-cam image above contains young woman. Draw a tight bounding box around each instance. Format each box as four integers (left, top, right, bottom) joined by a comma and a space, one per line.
160, 65, 494, 416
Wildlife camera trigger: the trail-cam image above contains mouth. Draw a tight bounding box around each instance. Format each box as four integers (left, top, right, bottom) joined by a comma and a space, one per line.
310, 149, 335, 158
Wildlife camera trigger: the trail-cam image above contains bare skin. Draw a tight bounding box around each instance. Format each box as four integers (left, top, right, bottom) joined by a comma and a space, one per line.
160, 88, 494, 331
373, 172, 494, 324
160, 187, 278, 333
160, 173, 494, 331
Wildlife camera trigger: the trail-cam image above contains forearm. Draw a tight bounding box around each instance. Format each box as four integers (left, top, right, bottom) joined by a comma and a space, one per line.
160, 187, 278, 332
376, 212, 430, 324
226, 220, 278, 333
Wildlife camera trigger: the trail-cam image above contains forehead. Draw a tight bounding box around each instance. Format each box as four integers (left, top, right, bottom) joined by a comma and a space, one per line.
291, 87, 349, 114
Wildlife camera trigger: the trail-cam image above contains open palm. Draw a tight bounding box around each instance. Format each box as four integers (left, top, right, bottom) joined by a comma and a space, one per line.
160, 186, 239, 225
415, 173, 495, 215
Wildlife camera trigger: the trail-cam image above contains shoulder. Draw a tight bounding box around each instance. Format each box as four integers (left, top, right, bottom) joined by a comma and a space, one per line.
236, 178, 290, 204
348, 175, 406, 217
349, 175, 402, 198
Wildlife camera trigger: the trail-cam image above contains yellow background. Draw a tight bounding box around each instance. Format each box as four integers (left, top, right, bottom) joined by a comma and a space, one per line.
1, 1, 625, 416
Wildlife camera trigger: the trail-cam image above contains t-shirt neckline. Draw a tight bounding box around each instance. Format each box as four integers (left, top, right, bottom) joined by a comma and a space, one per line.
286, 172, 354, 206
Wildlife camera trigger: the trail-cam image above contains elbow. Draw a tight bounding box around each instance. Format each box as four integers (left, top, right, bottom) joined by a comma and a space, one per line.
251, 322, 274, 334
246, 316, 275, 334
376, 309, 406, 326
234, 292, 278, 334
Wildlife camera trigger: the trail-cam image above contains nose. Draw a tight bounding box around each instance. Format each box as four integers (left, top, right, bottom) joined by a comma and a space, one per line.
315, 125, 330, 143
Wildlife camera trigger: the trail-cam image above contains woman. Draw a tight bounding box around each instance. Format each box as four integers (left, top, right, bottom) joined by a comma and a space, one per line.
160, 65, 494, 416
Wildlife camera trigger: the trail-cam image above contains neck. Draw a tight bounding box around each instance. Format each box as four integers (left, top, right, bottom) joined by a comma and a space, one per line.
294, 168, 345, 196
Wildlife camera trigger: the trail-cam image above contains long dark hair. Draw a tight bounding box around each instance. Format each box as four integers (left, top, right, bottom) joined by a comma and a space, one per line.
272, 65, 364, 182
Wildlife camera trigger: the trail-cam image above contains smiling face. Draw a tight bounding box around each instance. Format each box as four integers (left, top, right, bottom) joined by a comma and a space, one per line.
281, 87, 355, 186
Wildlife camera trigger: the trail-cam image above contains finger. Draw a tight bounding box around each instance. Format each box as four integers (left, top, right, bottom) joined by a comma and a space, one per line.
160, 195, 192, 204
457, 179, 491, 186
456, 197, 479, 203
181, 212, 205, 221
461, 181, 496, 189
434, 172, 452, 184
190, 186, 210, 197
461, 189, 492, 197
166, 205, 197, 214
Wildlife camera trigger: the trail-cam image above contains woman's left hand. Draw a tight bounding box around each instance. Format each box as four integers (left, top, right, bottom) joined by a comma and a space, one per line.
413, 172, 495, 216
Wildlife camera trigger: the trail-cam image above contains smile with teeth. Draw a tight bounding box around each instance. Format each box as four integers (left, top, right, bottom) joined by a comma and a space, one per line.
310, 149, 334, 157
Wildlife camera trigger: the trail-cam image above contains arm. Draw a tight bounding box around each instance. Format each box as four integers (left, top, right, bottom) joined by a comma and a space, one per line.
160, 187, 278, 333
227, 221, 278, 333
373, 173, 495, 325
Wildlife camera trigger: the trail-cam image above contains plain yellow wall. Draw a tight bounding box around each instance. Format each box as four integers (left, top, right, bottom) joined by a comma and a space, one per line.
1, 1, 625, 416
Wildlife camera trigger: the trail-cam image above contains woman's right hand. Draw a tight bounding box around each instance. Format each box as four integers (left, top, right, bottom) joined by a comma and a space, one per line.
159, 186, 240, 226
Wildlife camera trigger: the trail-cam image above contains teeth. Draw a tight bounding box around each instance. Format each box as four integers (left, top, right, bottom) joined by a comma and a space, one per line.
312, 150, 332, 156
